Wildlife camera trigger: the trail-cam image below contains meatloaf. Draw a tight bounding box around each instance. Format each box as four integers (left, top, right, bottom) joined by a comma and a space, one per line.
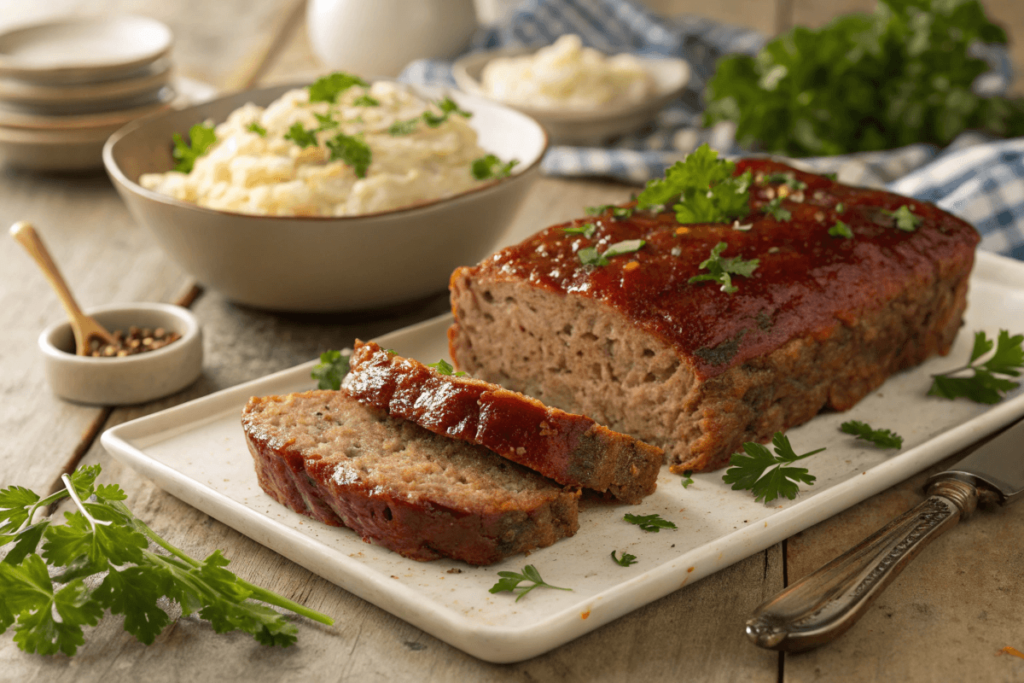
243, 390, 579, 565
448, 159, 979, 473
342, 340, 663, 503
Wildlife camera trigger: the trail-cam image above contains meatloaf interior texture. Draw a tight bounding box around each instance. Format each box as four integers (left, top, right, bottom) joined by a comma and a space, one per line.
342, 340, 663, 503
243, 390, 579, 565
449, 159, 979, 473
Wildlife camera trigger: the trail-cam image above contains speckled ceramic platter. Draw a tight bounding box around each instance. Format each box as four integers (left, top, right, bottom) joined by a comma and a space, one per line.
102, 250, 1024, 663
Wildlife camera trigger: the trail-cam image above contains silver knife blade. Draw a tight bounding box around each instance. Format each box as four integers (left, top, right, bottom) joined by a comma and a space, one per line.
926, 417, 1024, 504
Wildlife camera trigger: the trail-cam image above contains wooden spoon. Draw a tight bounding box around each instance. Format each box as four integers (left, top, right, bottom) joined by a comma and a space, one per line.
10, 221, 119, 356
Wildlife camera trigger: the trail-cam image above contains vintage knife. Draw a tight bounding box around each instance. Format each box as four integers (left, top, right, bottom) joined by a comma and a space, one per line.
745, 417, 1024, 652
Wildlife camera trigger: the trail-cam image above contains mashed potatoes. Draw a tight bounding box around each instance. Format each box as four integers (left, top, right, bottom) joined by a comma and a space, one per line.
480, 35, 654, 110
140, 78, 502, 217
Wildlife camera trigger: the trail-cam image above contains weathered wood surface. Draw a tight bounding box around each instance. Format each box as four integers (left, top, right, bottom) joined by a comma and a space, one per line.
2, 0, 1024, 680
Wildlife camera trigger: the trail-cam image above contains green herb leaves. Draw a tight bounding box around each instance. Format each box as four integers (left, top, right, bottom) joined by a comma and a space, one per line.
387, 118, 419, 136
840, 421, 903, 449
388, 96, 471, 136
562, 222, 596, 239
722, 433, 825, 503
172, 124, 216, 173
636, 145, 751, 225
248, 122, 267, 136
489, 565, 571, 602
681, 470, 694, 488
704, 0, 1023, 156
578, 239, 645, 267
611, 551, 637, 567
311, 350, 350, 390
929, 329, 1023, 404
882, 205, 923, 232
471, 154, 518, 180
427, 359, 467, 377
325, 133, 371, 178
829, 220, 854, 239
688, 242, 759, 294
0, 466, 332, 656
761, 197, 791, 222
308, 72, 368, 103
623, 513, 676, 533
284, 122, 318, 148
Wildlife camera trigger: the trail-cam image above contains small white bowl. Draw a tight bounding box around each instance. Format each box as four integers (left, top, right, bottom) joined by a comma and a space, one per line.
39, 303, 203, 406
453, 48, 690, 145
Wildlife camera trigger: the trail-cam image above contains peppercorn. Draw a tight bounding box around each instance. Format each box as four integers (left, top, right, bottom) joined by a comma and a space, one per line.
88, 326, 181, 358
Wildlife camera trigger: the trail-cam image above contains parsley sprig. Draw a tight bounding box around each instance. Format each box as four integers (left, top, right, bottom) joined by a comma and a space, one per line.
284, 122, 318, 148
172, 124, 216, 173
928, 330, 1023, 404
761, 196, 792, 222
308, 72, 368, 103
840, 421, 903, 449
578, 239, 645, 267
722, 433, 826, 503
623, 513, 676, 532
611, 551, 637, 567
488, 565, 571, 602
636, 145, 751, 224
0, 466, 332, 656
882, 205, 923, 232
427, 359, 467, 377
311, 350, 350, 390
688, 242, 759, 294
829, 220, 854, 239
325, 132, 371, 178
471, 154, 518, 180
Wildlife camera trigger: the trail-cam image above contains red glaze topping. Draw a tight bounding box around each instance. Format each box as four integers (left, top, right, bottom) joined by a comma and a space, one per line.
468, 159, 980, 380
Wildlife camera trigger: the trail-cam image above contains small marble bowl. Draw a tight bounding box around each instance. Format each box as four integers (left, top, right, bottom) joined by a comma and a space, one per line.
39, 302, 202, 405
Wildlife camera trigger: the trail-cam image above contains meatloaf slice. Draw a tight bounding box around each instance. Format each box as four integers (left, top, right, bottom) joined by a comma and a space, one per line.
243, 390, 579, 565
342, 340, 662, 504
448, 159, 979, 473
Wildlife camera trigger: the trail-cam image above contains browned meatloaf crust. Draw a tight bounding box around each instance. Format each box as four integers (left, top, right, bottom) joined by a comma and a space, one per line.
342, 340, 663, 504
243, 390, 579, 565
448, 159, 980, 473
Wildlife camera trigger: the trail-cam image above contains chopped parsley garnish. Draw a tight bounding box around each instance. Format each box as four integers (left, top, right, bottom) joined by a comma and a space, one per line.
311, 350, 350, 390
314, 112, 339, 130
488, 565, 571, 602
586, 204, 633, 220
172, 123, 216, 173
840, 420, 903, 449
928, 329, 1023, 404
0, 465, 333, 656
765, 172, 807, 191
424, 96, 471, 127
722, 433, 826, 503
829, 220, 854, 239
635, 145, 751, 225
353, 95, 379, 107
325, 133, 371, 178
307, 72, 368, 103
761, 196, 792, 222
578, 239, 645, 267
562, 222, 597, 239
471, 154, 518, 180
687, 241, 759, 294
247, 122, 267, 136
284, 122, 318, 148
882, 204, 923, 232
426, 359, 467, 377
681, 470, 694, 488
611, 550, 638, 567
387, 118, 419, 136
623, 513, 677, 533
835, 202, 845, 213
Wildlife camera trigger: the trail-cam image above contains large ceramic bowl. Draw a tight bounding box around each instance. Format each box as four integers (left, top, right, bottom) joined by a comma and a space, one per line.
104, 83, 548, 312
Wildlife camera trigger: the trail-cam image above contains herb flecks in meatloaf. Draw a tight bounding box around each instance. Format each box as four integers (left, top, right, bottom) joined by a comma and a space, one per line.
448, 159, 979, 473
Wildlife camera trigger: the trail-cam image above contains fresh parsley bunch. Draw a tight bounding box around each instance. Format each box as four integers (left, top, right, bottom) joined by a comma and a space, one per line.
636, 145, 751, 224
0, 466, 332, 656
705, 0, 1024, 157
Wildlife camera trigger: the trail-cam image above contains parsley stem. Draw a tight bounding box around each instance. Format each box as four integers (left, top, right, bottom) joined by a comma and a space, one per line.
62, 474, 112, 531
15, 488, 69, 533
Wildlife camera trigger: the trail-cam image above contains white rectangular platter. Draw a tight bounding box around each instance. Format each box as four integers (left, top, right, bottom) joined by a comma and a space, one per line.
102, 250, 1024, 663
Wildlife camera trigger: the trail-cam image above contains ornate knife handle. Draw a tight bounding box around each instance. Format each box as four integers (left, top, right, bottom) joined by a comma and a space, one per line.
746, 478, 978, 652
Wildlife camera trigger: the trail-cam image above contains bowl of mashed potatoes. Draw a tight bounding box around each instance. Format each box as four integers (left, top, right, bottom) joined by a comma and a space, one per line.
453, 35, 689, 145
103, 75, 547, 312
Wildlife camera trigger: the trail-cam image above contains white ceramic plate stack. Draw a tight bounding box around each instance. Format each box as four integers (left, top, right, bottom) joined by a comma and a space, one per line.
0, 15, 175, 172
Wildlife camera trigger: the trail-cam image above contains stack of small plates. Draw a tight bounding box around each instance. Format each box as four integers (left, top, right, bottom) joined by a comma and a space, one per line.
0, 15, 175, 172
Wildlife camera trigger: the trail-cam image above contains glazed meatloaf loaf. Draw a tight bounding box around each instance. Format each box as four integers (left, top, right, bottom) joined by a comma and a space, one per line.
342, 340, 663, 503
449, 158, 980, 473
243, 390, 579, 565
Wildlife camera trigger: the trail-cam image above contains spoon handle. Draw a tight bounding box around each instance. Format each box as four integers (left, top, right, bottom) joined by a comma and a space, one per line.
10, 222, 87, 321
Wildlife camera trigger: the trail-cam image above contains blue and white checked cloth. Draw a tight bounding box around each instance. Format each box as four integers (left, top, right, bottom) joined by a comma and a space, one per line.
399, 0, 1024, 260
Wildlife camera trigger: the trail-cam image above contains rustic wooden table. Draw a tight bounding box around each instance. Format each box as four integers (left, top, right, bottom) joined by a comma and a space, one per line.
1, 1, 1023, 681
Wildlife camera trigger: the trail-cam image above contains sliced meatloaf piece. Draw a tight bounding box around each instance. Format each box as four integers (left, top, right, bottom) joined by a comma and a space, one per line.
449, 159, 979, 473
243, 390, 579, 565
342, 340, 662, 504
